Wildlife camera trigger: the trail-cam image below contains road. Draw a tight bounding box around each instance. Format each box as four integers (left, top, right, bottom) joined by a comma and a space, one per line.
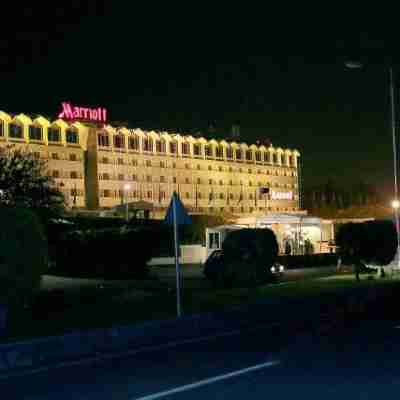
2, 318, 400, 399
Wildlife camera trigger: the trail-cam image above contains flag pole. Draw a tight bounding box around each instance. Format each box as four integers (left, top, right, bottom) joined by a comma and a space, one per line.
173, 193, 182, 317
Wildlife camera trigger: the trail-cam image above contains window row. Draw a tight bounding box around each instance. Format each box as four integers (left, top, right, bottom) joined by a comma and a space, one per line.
0, 121, 79, 144
100, 189, 296, 203
98, 173, 296, 188
51, 170, 83, 179
97, 133, 295, 166
99, 157, 296, 176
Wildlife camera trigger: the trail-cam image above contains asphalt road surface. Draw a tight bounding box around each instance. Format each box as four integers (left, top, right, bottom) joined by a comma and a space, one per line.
2, 318, 400, 399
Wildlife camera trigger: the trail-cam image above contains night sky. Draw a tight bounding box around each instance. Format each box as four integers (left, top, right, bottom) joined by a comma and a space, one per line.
1, 4, 398, 196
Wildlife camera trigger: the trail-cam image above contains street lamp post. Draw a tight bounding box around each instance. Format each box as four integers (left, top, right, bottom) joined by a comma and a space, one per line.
123, 183, 131, 222
389, 68, 400, 269
346, 62, 400, 268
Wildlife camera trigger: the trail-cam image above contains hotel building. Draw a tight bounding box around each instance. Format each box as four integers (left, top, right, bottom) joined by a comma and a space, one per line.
0, 110, 301, 217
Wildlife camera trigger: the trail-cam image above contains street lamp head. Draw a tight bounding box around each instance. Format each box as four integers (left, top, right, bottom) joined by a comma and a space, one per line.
392, 199, 400, 209
345, 60, 363, 69
123, 183, 131, 191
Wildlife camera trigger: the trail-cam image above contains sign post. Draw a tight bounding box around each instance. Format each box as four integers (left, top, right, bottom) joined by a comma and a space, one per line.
164, 191, 191, 317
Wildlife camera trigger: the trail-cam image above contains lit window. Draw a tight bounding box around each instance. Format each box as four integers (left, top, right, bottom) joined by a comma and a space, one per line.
160, 161, 165, 168
255, 151, 261, 162
70, 171, 78, 179
146, 175, 152, 182
209, 179, 213, 185
208, 165, 212, 171
103, 190, 111, 198
113, 134, 125, 148
29, 125, 42, 141
52, 170, 59, 178
216, 146, 223, 158
0, 121, 4, 137
185, 177, 190, 184
181, 142, 190, 155
246, 150, 252, 161
226, 147, 233, 159
147, 191, 153, 199
265, 152, 271, 163
273, 153, 278, 164
129, 136, 140, 151
146, 160, 151, 167
66, 129, 79, 144
51, 153, 59, 160
197, 178, 201, 184
97, 132, 109, 147
194, 144, 202, 156
235, 149, 242, 160
173, 177, 177, 183
117, 158, 124, 165
102, 157, 109, 164
103, 173, 110, 180
48, 127, 61, 142
170, 141, 177, 154
160, 176, 165, 183
248, 168, 252, 174
219, 180, 223, 185
219, 166, 223, 172
143, 138, 153, 152
219, 193, 224, 199
69, 153, 77, 161
156, 139, 166, 153
9, 123, 23, 139
185, 192, 190, 199
205, 145, 213, 157
132, 174, 137, 181
185, 163, 190, 169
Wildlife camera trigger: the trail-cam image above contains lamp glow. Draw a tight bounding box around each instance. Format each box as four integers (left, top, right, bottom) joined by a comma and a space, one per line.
392, 200, 400, 209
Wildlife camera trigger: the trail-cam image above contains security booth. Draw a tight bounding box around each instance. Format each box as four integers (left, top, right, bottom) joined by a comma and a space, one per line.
205, 213, 336, 258
205, 225, 245, 260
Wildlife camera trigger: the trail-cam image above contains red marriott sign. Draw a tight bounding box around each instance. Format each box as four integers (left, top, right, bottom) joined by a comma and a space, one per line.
58, 102, 107, 123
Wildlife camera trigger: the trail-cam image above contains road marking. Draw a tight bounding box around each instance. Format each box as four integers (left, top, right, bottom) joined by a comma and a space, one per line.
132, 360, 280, 400
394, 326, 400, 329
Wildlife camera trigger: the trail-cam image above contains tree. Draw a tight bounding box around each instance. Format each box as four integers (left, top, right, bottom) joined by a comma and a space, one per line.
336, 221, 397, 281
0, 145, 64, 217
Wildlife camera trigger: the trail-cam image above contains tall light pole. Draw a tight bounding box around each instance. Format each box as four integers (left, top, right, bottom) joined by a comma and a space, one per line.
346, 61, 400, 268
389, 67, 400, 268
123, 183, 131, 222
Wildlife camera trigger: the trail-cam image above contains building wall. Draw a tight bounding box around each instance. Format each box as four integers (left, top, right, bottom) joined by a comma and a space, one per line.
0, 110, 301, 216
94, 126, 301, 216
0, 112, 88, 208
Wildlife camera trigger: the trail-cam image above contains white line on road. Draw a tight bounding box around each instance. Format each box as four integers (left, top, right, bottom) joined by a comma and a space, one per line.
132, 360, 280, 400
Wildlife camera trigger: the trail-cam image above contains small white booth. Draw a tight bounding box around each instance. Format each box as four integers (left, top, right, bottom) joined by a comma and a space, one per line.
205, 213, 335, 258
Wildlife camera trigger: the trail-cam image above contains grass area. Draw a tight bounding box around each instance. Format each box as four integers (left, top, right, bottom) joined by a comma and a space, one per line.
3, 273, 400, 343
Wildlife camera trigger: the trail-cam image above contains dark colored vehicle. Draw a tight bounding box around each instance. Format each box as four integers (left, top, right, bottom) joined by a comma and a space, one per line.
203, 250, 284, 286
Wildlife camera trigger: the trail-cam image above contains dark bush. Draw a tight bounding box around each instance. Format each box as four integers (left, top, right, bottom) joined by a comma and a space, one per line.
336, 220, 397, 266
52, 226, 159, 279
0, 207, 48, 309
205, 228, 279, 287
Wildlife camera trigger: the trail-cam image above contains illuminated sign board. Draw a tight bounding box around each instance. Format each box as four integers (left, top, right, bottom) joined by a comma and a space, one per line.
58, 102, 107, 123
271, 191, 293, 200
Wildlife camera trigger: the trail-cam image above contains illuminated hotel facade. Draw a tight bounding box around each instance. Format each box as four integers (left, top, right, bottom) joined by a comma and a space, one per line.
0, 110, 301, 217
